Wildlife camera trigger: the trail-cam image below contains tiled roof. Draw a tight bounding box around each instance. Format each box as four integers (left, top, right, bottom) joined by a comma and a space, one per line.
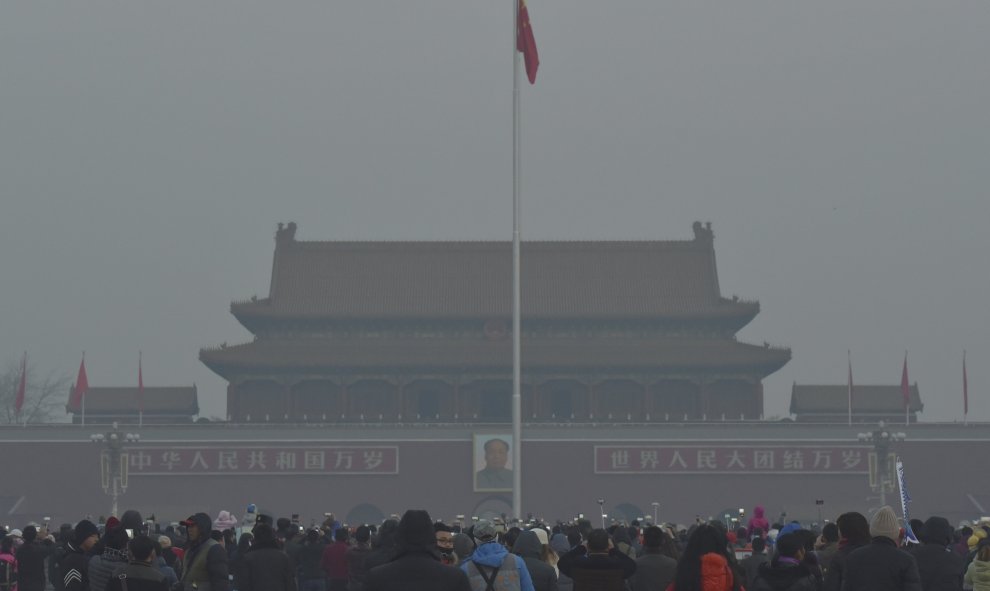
230, 223, 759, 323
66, 387, 199, 414
200, 336, 790, 376
790, 385, 923, 414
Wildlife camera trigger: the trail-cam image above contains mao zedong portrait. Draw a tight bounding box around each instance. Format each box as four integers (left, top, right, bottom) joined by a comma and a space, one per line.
475, 437, 513, 491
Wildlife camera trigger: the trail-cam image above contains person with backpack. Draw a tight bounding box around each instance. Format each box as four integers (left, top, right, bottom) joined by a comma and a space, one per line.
104, 535, 170, 591
0, 535, 18, 591
462, 520, 536, 591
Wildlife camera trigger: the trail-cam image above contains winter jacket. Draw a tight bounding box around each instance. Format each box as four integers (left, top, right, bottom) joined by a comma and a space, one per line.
840, 537, 921, 591
295, 540, 328, 581
88, 548, 129, 591
558, 545, 635, 591
105, 560, 170, 591
748, 507, 771, 539
322, 541, 350, 581
965, 558, 990, 591
666, 553, 739, 591
750, 560, 820, 591
59, 543, 90, 591
15, 540, 52, 591
821, 542, 865, 591
513, 531, 557, 591
630, 551, 677, 591
740, 551, 770, 589
236, 545, 296, 591
364, 547, 472, 591
908, 543, 964, 591
0, 551, 16, 591
463, 542, 536, 591
180, 538, 230, 591
345, 543, 372, 591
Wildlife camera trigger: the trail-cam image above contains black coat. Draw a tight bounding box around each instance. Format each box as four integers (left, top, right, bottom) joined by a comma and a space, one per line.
558, 546, 637, 591
15, 540, 52, 591
840, 537, 922, 591
750, 562, 820, 591
908, 544, 965, 591
59, 543, 91, 591
236, 546, 296, 591
630, 552, 678, 591
364, 549, 472, 591
821, 543, 864, 591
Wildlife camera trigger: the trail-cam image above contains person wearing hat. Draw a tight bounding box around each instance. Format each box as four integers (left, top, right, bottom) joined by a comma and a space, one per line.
60, 520, 100, 591
512, 529, 557, 591
178, 512, 229, 591
840, 506, 921, 591
964, 536, 990, 591
364, 510, 472, 591
461, 519, 536, 591
907, 516, 965, 591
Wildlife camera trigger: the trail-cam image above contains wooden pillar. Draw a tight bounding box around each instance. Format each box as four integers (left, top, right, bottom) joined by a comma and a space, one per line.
341, 380, 349, 421
587, 382, 595, 419
453, 379, 461, 422
643, 381, 652, 421
281, 382, 291, 422
398, 380, 406, 421
699, 380, 711, 419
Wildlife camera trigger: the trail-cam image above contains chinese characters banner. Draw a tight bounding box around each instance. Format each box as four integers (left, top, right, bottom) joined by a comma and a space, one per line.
594, 446, 870, 474
126, 446, 399, 476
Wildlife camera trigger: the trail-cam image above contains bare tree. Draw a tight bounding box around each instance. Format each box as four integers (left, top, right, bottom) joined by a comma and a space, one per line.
0, 358, 71, 424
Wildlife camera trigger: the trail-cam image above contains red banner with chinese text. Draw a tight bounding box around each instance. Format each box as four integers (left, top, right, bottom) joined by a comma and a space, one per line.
126, 446, 399, 476
594, 446, 871, 474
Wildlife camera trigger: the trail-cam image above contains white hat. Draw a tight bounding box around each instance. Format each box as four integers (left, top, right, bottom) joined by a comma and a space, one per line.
8, 529, 22, 538
531, 528, 549, 545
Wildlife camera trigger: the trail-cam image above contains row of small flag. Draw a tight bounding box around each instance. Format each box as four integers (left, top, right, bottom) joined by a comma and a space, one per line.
12, 352, 144, 418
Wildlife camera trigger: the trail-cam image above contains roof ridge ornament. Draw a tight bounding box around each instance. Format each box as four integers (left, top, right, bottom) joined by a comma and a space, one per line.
276, 222, 298, 245
692, 221, 714, 244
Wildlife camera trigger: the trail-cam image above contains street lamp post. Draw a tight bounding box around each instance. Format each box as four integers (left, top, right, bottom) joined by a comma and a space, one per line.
857, 420, 906, 508
90, 422, 140, 517
652, 501, 660, 524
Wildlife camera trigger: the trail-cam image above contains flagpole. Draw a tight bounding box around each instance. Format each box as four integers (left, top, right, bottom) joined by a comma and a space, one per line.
511, 0, 523, 523
847, 350, 852, 427
963, 350, 968, 426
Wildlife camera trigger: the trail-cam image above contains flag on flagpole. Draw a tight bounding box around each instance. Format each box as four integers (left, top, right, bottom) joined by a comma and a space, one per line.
847, 350, 854, 426
517, 0, 539, 84
964, 351, 969, 418
14, 353, 27, 416
69, 355, 89, 410
900, 354, 910, 410
896, 459, 920, 544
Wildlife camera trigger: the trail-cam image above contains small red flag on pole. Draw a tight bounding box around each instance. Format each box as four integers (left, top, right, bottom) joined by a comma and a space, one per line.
517, 0, 539, 84
900, 353, 910, 424
15, 353, 27, 417
70, 355, 89, 410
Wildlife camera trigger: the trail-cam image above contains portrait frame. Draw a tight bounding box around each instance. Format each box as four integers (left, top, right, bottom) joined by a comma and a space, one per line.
473, 433, 514, 492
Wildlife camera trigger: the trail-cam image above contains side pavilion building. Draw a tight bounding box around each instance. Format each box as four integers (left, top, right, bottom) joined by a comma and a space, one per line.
200, 222, 790, 423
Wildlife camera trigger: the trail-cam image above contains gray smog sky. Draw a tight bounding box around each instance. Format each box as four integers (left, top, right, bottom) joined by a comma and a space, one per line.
2, 1, 988, 422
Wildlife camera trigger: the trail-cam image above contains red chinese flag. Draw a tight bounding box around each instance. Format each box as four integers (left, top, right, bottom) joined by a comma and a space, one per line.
964, 352, 969, 416
70, 356, 89, 409
14, 353, 26, 415
517, 0, 539, 84
900, 354, 910, 410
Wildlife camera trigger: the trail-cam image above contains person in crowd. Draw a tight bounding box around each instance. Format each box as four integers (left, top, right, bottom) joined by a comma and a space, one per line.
513, 530, 558, 591
0, 535, 17, 591
462, 519, 536, 591
178, 512, 230, 591
60, 520, 100, 591
364, 510, 472, 591
104, 534, 169, 591
88, 526, 129, 591
346, 525, 373, 591
151, 540, 178, 589
840, 505, 921, 591
815, 524, 839, 572
452, 533, 476, 568
321, 527, 351, 591
529, 528, 558, 574
295, 528, 328, 591
667, 523, 743, 591
748, 507, 771, 540
15, 525, 52, 591
965, 537, 990, 591
821, 512, 871, 591
749, 533, 819, 591
363, 520, 398, 573
908, 516, 964, 591
740, 536, 770, 589
435, 523, 457, 567
557, 528, 635, 591
228, 532, 253, 586
235, 523, 295, 591
611, 527, 637, 560
629, 526, 677, 591
549, 534, 573, 591
791, 530, 823, 584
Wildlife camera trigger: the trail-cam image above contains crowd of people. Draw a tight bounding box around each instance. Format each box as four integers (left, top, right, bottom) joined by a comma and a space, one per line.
1, 504, 989, 591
